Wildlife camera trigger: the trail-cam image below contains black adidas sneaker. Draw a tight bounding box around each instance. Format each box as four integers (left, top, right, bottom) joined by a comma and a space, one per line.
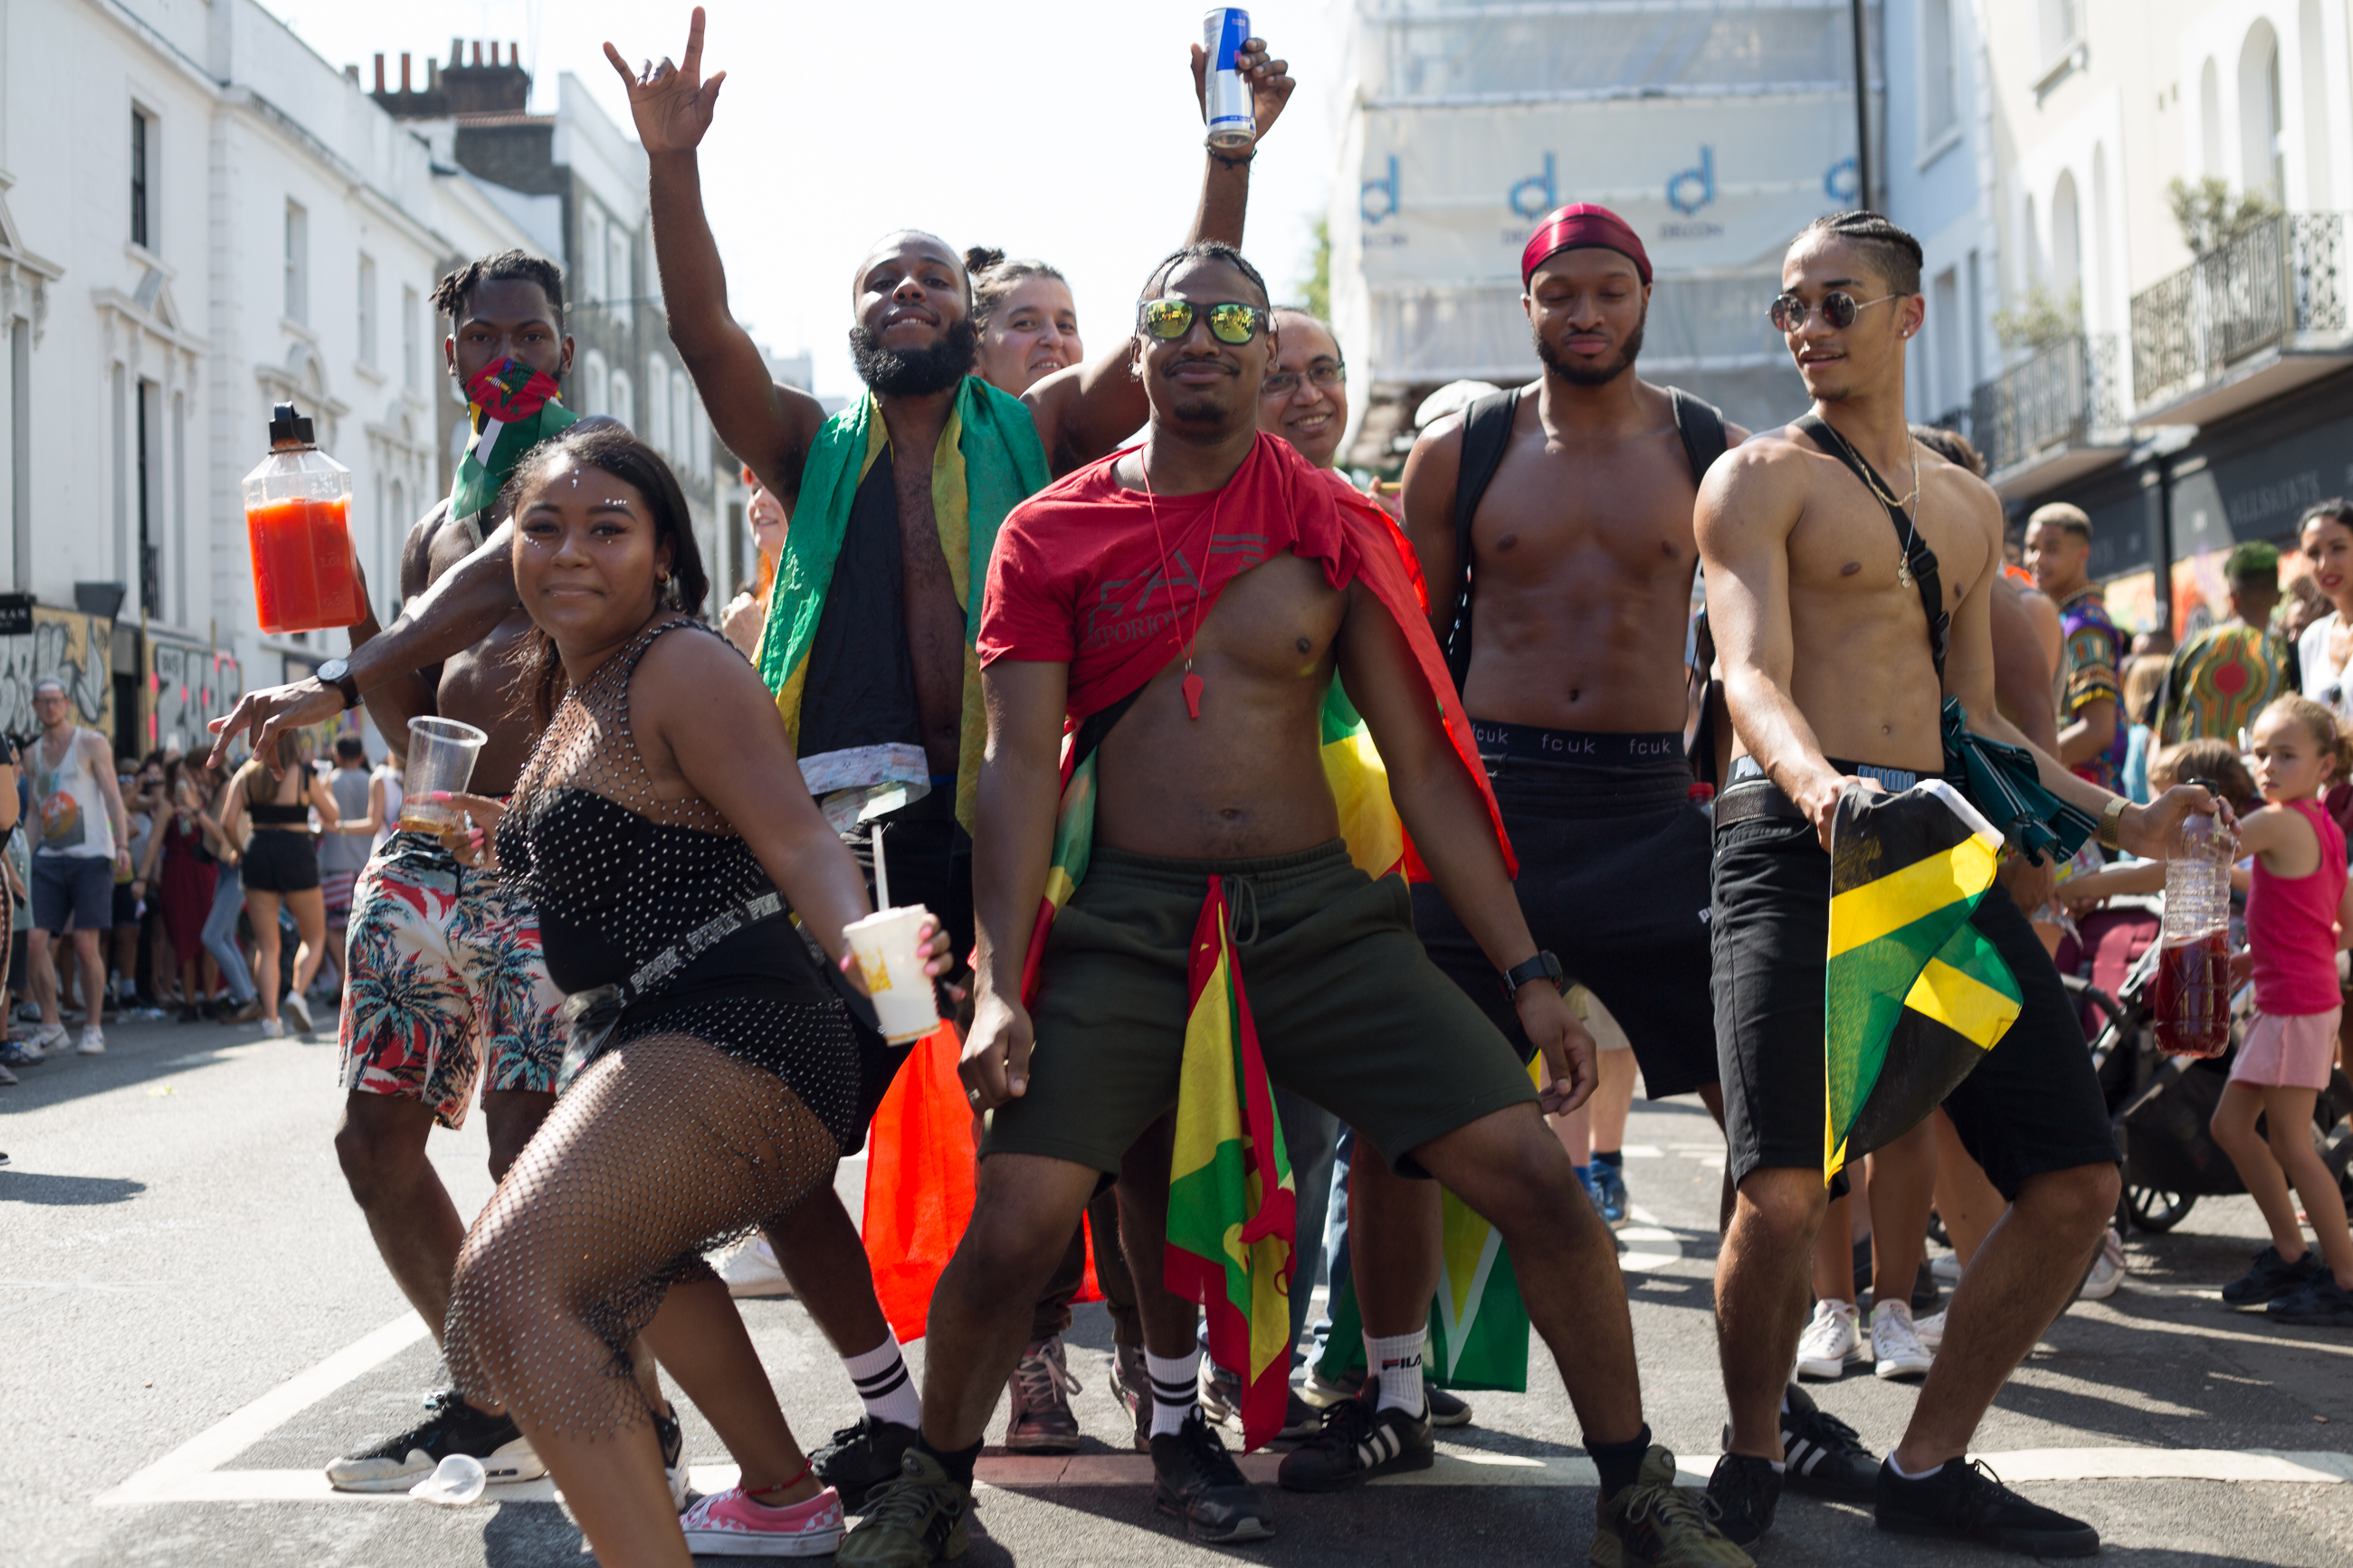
1275, 1387, 1434, 1492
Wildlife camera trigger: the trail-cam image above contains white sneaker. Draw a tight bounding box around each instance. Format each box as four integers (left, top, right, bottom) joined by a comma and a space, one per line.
1794, 1298, 1865, 1380
2077, 1227, 2128, 1302
25, 1023, 63, 1060
260, 1016, 285, 1039
282, 991, 314, 1035
1930, 1252, 1962, 1285
1871, 1298, 1933, 1381
716, 1232, 794, 1298
1912, 1308, 1945, 1351
76, 1025, 105, 1056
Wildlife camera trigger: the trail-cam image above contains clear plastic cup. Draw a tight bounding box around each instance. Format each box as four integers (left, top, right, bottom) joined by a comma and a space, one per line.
409, 1451, 488, 1506
843, 903, 942, 1044
400, 717, 489, 837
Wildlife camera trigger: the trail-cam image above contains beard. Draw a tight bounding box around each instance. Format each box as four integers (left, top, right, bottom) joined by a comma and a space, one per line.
1533, 311, 1645, 387
848, 318, 979, 397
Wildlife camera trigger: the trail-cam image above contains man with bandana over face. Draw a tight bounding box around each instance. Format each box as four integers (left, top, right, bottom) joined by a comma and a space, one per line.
211, 5, 1300, 1511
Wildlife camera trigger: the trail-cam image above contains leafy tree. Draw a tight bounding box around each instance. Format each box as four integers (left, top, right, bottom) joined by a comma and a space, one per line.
2167, 176, 2282, 256
1994, 285, 2082, 351
1300, 214, 1330, 320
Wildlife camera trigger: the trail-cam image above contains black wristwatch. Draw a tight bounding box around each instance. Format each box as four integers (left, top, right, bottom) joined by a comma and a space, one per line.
1500, 950, 1567, 999
316, 658, 359, 712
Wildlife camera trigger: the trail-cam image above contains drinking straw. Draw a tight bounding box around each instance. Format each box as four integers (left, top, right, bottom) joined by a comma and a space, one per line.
872, 823, 891, 910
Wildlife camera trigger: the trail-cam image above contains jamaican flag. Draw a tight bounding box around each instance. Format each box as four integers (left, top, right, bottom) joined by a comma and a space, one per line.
1825, 780, 2024, 1183
451, 357, 576, 536
1164, 879, 1299, 1453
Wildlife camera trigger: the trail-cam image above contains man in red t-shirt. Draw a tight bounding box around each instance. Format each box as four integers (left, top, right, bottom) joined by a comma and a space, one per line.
835, 242, 1748, 1568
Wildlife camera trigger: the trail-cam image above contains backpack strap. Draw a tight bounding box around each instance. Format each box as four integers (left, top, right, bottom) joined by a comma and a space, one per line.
1792, 413, 1947, 686
1443, 388, 1521, 693
1667, 386, 1729, 489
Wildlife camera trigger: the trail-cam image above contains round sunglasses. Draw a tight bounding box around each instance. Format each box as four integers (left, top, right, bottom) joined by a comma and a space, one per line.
1768, 291, 1898, 332
1138, 299, 1270, 346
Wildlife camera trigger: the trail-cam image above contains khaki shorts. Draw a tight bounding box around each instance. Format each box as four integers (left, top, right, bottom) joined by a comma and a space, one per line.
983, 841, 1538, 1178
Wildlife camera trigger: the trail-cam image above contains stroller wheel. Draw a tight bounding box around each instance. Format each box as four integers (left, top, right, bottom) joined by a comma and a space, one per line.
2126, 1185, 2196, 1233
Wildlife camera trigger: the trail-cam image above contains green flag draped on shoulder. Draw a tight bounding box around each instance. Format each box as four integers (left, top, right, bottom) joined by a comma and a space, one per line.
756, 377, 1050, 831
1824, 778, 2023, 1184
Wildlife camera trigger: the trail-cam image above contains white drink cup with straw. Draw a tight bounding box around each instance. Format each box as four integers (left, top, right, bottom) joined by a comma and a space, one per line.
842, 823, 942, 1044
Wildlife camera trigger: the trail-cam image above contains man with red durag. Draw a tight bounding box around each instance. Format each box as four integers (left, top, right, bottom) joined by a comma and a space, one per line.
832, 240, 1749, 1568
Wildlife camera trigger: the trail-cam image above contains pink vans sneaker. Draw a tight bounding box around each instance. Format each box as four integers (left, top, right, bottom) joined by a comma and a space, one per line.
678, 1485, 846, 1557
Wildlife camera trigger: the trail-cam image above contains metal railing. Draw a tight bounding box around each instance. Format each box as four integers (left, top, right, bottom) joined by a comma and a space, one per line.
1967, 333, 2121, 476
2129, 212, 2349, 408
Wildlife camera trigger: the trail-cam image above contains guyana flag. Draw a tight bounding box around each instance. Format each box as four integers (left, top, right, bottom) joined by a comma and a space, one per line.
451, 357, 576, 534
1313, 1047, 1548, 1394
1164, 880, 1299, 1452
1824, 780, 2024, 1183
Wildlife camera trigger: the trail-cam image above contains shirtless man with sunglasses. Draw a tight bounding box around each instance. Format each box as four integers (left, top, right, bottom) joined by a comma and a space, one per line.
1697, 211, 2210, 1556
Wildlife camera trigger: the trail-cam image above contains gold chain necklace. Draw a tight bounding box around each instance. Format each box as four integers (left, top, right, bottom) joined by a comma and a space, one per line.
1816, 419, 1923, 588
1139, 453, 1223, 720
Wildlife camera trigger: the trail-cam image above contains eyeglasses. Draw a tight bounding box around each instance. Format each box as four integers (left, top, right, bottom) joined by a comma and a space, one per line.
1768, 291, 1898, 332
1262, 364, 1347, 399
1138, 299, 1270, 346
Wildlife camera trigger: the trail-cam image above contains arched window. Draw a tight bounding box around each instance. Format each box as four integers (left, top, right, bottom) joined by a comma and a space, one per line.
2091, 144, 2113, 332
2301, 0, 2334, 206
609, 371, 634, 434
2023, 194, 2043, 289
2238, 22, 2283, 200
645, 354, 672, 453
2051, 171, 2082, 319
2201, 58, 2224, 180
577, 348, 609, 420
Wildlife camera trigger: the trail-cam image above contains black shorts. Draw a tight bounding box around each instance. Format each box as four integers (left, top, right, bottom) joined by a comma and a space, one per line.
1710, 806, 2118, 1201
1413, 724, 1720, 1099
843, 790, 974, 1151
241, 829, 320, 894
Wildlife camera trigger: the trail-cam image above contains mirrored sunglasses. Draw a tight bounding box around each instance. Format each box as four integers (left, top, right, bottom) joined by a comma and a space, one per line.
1139, 299, 1270, 345
1768, 290, 1897, 332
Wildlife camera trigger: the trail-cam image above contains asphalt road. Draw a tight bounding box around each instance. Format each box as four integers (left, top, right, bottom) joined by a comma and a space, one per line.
5, 1012, 2352, 1566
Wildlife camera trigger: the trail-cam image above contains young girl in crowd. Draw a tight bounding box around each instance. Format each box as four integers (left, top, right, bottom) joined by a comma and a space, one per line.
2208, 695, 2353, 1326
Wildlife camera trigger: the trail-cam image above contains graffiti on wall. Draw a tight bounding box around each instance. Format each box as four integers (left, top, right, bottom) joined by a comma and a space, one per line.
0, 610, 114, 738
148, 641, 244, 756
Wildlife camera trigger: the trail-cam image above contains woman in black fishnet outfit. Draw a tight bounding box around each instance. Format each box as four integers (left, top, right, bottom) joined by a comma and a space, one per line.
441, 426, 948, 1565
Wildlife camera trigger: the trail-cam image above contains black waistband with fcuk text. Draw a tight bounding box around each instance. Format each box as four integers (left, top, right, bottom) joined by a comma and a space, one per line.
1469, 719, 1686, 766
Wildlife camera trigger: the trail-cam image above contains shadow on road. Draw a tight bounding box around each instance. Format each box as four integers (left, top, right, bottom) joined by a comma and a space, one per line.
0, 1020, 319, 1115
0, 1170, 146, 1205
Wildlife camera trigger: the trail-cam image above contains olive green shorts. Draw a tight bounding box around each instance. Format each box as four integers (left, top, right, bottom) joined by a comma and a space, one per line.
982, 841, 1539, 1178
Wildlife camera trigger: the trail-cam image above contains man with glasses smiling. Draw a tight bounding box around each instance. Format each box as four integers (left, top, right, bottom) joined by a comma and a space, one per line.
1695, 212, 2212, 1555
833, 240, 1747, 1568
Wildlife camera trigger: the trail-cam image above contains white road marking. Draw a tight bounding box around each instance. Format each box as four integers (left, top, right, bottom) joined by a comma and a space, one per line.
106, 1449, 2353, 1505
97, 1313, 433, 1506
1616, 1203, 1686, 1273
1619, 1145, 1664, 1158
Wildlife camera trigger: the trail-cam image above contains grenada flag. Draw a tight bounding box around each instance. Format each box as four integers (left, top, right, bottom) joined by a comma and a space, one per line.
1163, 880, 1298, 1453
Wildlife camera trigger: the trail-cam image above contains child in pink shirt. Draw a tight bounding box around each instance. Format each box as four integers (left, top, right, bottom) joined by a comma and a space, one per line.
2213, 695, 2353, 1326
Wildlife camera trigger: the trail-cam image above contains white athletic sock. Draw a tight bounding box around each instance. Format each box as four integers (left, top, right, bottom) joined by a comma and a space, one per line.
1145, 1348, 1202, 1439
842, 1335, 922, 1430
1888, 1452, 1946, 1481
1365, 1331, 1427, 1417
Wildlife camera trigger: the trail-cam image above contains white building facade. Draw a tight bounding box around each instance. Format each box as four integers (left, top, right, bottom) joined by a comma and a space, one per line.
0, 0, 538, 754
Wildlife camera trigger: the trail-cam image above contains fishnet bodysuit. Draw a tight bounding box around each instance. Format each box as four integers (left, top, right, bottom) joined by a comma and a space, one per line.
445, 616, 858, 1440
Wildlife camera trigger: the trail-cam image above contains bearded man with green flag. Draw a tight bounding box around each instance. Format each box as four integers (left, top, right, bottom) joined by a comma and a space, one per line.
1697, 212, 2219, 1558
613, 4, 1300, 1506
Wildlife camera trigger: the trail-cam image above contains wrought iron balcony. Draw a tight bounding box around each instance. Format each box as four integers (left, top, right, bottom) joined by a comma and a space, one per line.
2129, 213, 2351, 417
1966, 333, 2124, 487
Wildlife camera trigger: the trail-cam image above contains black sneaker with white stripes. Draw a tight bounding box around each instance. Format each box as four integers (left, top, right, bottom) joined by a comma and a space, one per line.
810, 1415, 919, 1514
1275, 1388, 1434, 1492
1772, 1383, 1881, 1502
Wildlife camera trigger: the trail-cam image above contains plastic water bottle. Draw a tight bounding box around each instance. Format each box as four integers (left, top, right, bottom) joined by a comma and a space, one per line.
2152, 803, 2235, 1057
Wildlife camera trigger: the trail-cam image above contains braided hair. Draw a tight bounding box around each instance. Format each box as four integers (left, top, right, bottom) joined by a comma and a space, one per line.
1801, 212, 1923, 297
1136, 241, 1271, 312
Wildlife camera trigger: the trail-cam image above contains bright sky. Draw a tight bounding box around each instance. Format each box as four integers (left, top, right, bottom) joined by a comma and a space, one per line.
262, 0, 1339, 401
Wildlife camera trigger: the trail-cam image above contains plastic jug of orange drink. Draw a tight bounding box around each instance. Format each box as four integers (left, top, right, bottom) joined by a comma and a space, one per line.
243, 402, 360, 635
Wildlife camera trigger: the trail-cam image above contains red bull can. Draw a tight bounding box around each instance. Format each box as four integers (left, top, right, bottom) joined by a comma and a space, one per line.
1203, 7, 1255, 151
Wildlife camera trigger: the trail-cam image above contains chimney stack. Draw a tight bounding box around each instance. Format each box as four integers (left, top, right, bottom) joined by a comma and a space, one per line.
399, 52, 412, 91
450, 37, 463, 69
374, 53, 386, 93
344, 63, 359, 85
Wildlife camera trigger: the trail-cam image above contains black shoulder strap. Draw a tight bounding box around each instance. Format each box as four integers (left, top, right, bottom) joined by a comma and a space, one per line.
1444, 388, 1521, 693
1793, 413, 1947, 684
1667, 386, 1729, 489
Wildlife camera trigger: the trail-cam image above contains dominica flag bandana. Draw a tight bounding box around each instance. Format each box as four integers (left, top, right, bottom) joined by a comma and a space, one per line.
1824, 779, 2024, 1183
451, 357, 576, 537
